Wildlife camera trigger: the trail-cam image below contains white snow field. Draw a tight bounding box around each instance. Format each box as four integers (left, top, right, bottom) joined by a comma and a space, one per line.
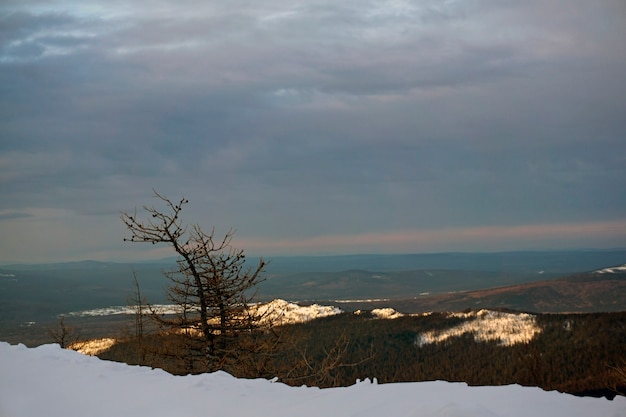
1, 342, 624, 417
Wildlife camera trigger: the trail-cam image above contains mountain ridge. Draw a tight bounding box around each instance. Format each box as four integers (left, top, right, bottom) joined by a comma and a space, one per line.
3, 249, 625, 273
333, 266, 626, 314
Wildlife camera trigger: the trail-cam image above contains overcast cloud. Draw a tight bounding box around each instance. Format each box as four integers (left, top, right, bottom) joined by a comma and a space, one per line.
1, 1, 625, 263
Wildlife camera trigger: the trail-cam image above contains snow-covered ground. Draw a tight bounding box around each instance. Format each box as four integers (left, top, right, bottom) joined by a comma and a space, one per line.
367, 307, 541, 347
71, 302, 545, 355
71, 337, 117, 356
252, 299, 343, 324
1, 342, 624, 417
417, 309, 541, 347
370, 307, 407, 319
595, 264, 626, 274
66, 299, 342, 325
70, 300, 344, 355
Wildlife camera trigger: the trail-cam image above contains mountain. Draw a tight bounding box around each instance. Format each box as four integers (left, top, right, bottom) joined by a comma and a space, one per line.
259, 268, 560, 301
1, 251, 624, 346
262, 250, 626, 274
348, 265, 626, 314
260, 250, 626, 301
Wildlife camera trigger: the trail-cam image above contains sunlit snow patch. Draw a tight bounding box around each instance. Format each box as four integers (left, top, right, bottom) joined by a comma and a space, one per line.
70, 338, 117, 356
66, 300, 342, 356
66, 306, 144, 317
253, 299, 342, 325
66, 299, 342, 325
371, 308, 404, 319
416, 310, 541, 347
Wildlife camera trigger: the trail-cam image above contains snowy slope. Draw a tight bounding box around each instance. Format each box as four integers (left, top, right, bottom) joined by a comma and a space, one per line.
1, 342, 624, 417
369, 308, 541, 347
595, 264, 626, 274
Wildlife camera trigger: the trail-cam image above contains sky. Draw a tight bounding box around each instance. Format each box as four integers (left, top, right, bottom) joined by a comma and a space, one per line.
2, 342, 625, 417
1, 1, 625, 263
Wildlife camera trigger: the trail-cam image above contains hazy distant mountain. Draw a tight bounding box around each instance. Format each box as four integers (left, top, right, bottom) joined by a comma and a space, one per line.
3, 249, 624, 274
1, 250, 624, 345
262, 250, 626, 274
347, 265, 626, 314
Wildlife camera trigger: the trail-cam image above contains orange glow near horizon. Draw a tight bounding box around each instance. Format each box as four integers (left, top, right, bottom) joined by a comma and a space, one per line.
237, 220, 626, 255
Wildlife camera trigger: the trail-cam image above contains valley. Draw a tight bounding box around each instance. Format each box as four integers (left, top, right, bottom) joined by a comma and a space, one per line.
1, 251, 625, 398
1, 250, 625, 345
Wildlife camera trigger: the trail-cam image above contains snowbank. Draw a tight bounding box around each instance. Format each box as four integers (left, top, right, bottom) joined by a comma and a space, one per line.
1, 342, 623, 417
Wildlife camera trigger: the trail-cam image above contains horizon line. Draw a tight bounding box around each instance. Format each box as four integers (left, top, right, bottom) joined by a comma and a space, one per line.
2, 247, 625, 266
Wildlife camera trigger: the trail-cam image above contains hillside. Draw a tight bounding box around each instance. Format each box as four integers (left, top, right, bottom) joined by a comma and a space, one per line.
93, 306, 626, 398
334, 266, 626, 314
1, 253, 625, 346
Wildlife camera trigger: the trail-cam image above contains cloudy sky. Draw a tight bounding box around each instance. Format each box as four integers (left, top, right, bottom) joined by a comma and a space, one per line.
1, 1, 625, 263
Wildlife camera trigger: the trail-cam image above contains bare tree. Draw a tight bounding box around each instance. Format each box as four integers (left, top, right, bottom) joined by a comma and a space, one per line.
127, 269, 147, 362
121, 190, 267, 373
48, 316, 83, 350
280, 331, 375, 387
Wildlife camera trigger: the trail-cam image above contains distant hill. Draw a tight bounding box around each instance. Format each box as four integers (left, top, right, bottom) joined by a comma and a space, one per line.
262, 250, 626, 274
1, 251, 625, 345
258, 268, 561, 301
340, 265, 626, 314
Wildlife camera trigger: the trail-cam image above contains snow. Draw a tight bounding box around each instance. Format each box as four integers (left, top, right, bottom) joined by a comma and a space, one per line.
371, 307, 405, 319
72, 304, 543, 355
417, 310, 540, 347
68, 300, 342, 356
67, 305, 143, 316
1, 342, 624, 417
252, 299, 343, 324
595, 264, 626, 274
66, 299, 342, 325
368, 308, 540, 347
71, 337, 116, 356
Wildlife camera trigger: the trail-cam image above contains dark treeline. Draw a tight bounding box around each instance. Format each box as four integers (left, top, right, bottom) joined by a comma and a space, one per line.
97, 309, 626, 399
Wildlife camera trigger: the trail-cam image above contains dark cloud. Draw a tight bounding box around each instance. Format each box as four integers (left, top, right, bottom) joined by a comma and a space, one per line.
0, 1, 625, 261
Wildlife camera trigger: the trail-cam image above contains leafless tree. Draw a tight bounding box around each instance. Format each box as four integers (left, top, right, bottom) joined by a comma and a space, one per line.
48, 316, 83, 350
121, 190, 267, 373
127, 269, 147, 361
280, 331, 375, 387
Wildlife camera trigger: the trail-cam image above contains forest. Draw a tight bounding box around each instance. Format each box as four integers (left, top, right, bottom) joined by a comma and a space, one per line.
84, 192, 626, 399
35, 193, 626, 400
94, 307, 626, 399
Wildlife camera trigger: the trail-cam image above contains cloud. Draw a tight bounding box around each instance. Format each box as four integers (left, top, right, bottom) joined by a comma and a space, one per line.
0, 211, 33, 220
0, 1, 625, 261
238, 220, 626, 255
